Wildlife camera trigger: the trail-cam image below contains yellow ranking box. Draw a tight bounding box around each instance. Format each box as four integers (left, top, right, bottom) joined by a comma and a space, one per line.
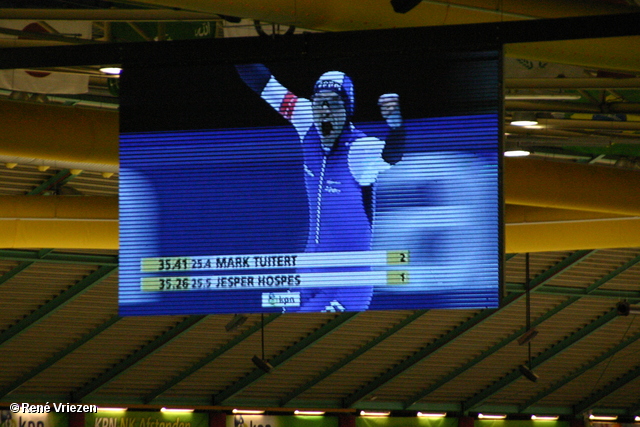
387, 250, 409, 265
387, 271, 409, 285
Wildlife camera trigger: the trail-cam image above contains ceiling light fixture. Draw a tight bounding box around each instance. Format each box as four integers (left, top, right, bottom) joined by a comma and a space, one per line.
511, 120, 538, 127
504, 149, 531, 157
589, 415, 618, 421
98, 407, 128, 412
417, 412, 447, 418
232, 409, 265, 415
519, 364, 540, 382
360, 411, 391, 417
294, 410, 325, 416
478, 414, 507, 419
616, 301, 640, 316
252, 355, 273, 373
160, 408, 194, 413
505, 94, 581, 100
100, 67, 122, 75
531, 415, 560, 421
518, 328, 539, 346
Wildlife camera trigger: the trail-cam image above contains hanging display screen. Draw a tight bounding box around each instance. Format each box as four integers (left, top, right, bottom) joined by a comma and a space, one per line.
118, 31, 502, 315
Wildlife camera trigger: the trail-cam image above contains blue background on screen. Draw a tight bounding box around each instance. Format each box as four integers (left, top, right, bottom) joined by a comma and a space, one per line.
119, 114, 499, 315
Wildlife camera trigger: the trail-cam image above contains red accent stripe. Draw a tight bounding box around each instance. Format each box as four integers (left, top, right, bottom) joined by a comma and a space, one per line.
279, 91, 298, 120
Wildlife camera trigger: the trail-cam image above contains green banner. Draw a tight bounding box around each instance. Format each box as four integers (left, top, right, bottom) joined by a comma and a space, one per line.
1, 411, 67, 427
87, 411, 207, 427
357, 417, 457, 427
110, 21, 219, 42
227, 415, 337, 427
478, 421, 567, 427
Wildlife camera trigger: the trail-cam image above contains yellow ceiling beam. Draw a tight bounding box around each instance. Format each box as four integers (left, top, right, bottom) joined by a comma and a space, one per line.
0, 195, 117, 250
2, 100, 640, 251
504, 204, 628, 223
2, 101, 639, 217
132, 0, 636, 31
506, 216, 640, 253
0, 219, 118, 250
0, 100, 118, 168
0, 196, 638, 252
504, 204, 640, 252
2, 100, 640, 252
0, 195, 117, 220
504, 37, 640, 74
504, 157, 640, 216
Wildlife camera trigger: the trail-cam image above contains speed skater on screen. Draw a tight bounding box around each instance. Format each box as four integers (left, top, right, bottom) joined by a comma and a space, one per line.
236, 63, 405, 312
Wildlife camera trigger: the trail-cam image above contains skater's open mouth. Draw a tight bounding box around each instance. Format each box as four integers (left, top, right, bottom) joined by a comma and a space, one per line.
321, 121, 333, 137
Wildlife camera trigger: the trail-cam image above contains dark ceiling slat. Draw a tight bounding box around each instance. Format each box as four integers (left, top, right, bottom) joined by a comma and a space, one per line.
343, 250, 595, 408
505, 284, 640, 300
213, 312, 359, 405
341, 307, 499, 408
0, 249, 54, 287
583, 254, 640, 293
506, 251, 640, 300
0, 315, 122, 399
143, 313, 282, 404
71, 315, 207, 402
527, 250, 596, 287
0, 264, 117, 348
408, 251, 640, 409
0, 249, 118, 266
403, 295, 576, 409
464, 308, 620, 411
280, 309, 428, 406
519, 327, 640, 412
574, 363, 640, 415
0, 261, 32, 287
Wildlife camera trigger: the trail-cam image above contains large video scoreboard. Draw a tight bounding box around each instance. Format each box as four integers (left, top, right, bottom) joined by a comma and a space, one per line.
118, 29, 502, 315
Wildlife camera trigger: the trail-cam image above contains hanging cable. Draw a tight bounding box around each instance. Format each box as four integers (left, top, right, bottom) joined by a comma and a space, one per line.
526, 253, 531, 367
252, 313, 273, 373
519, 253, 539, 382
261, 312, 265, 361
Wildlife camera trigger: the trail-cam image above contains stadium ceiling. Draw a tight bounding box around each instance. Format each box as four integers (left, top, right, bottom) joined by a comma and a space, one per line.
1, 0, 640, 419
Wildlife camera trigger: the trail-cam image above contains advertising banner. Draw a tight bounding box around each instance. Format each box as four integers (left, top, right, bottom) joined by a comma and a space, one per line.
227, 414, 337, 427
86, 411, 208, 427
478, 421, 567, 427
357, 417, 457, 427
0, 411, 67, 427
